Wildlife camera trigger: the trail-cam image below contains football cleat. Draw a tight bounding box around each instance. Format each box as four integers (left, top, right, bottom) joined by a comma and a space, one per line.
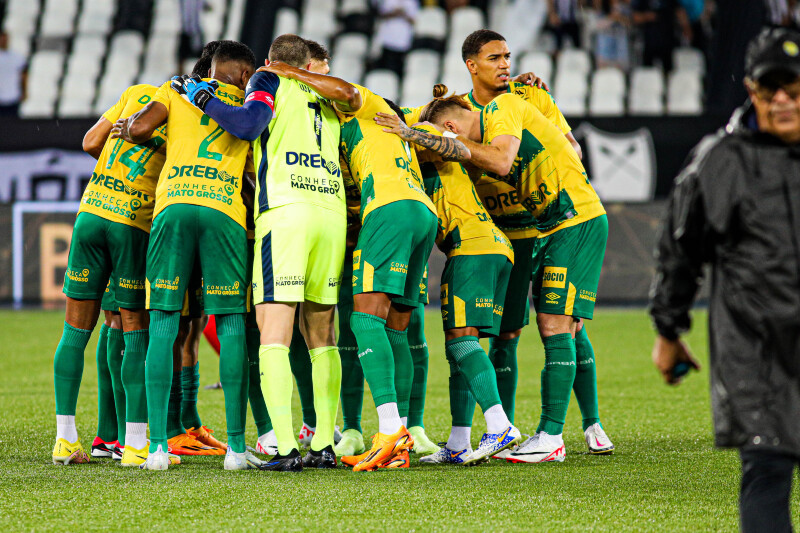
187, 426, 227, 451
140, 444, 171, 470
408, 426, 440, 454
259, 448, 303, 472
112, 443, 123, 461
507, 432, 566, 463
334, 425, 343, 444
255, 430, 278, 455
351, 427, 414, 472
463, 425, 521, 466
90, 437, 118, 458
302, 445, 337, 469
52, 438, 90, 465
492, 434, 530, 460
585, 423, 614, 455
334, 429, 365, 457
224, 446, 266, 470
204, 381, 222, 390
378, 450, 409, 469
122, 444, 181, 467
168, 433, 225, 455
420, 444, 474, 464
297, 423, 315, 448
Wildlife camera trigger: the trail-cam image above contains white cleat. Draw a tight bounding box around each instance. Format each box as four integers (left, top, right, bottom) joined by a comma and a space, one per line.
585, 423, 614, 454
298, 423, 315, 448
224, 446, 266, 470
255, 430, 278, 455
139, 444, 170, 471
333, 425, 343, 445
420, 445, 474, 464
463, 425, 521, 466
507, 432, 565, 463
492, 433, 529, 460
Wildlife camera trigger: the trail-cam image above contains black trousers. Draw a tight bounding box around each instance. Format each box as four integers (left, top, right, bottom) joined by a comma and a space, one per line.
740, 449, 798, 533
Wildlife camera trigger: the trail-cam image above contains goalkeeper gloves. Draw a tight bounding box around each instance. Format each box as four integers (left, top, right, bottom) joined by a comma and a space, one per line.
172, 74, 219, 112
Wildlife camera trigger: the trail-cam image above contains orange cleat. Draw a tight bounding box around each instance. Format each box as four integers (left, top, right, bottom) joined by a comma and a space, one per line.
378, 450, 410, 469
187, 426, 226, 451
167, 433, 225, 455
352, 427, 414, 472
341, 448, 371, 467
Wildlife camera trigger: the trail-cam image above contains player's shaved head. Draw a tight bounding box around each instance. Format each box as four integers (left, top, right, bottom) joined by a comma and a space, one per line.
461, 29, 506, 62
269, 34, 311, 69
210, 40, 257, 90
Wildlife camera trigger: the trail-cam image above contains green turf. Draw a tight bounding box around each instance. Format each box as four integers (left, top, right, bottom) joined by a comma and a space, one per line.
0, 309, 787, 531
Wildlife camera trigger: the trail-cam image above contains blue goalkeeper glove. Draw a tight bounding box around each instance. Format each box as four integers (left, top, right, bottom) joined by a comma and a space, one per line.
181, 75, 219, 112
169, 74, 189, 97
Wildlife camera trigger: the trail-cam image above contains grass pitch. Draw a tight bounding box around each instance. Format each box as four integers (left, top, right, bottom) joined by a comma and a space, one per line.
0, 308, 788, 531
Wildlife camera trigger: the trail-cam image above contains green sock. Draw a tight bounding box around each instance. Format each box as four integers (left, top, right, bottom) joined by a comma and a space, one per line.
386, 326, 413, 421
445, 336, 502, 412
448, 360, 476, 427
95, 323, 117, 442
217, 313, 248, 453
246, 326, 271, 436
407, 305, 429, 429
166, 373, 184, 439
180, 362, 201, 430
350, 312, 396, 407
260, 343, 295, 455
289, 323, 316, 428
537, 333, 577, 435
308, 346, 342, 451
107, 326, 126, 445
338, 306, 363, 433
54, 322, 92, 416
488, 336, 519, 424
146, 310, 179, 452
122, 329, 148, 424
574, 327, 601, 431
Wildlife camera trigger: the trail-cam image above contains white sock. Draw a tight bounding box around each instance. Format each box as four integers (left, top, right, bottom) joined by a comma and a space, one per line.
125, 422, 147, 450
400, 416, 408, 428
484, 404, 511, 434
56, 415, 78, 442
376, 402, 402, 434
446, 426, 472, 451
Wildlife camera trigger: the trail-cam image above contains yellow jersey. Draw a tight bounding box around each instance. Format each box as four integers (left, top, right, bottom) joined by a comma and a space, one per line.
79, 84, 166, 232
414, 124, 513, 262
402, 82, 573, 240
152, 79, 250, 228
480, 93, 604, 236
338, 84, 436, 221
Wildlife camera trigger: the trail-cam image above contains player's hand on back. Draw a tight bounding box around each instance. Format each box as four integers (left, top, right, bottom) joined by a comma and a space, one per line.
260, 60, 301, 79
110, 117, 132, 142
374, 112, 412, 139
512, 72, 550, 92
169, 74, 190, 97
175, 74, 219, 111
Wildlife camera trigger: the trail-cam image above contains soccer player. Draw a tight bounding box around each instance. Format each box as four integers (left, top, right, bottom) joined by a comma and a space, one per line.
112, 41, 261, 470
374, 111, 522, 464
90, 287, 124, 460
192, 34, 360, 470
51, 82, 167, 466
328, 82, 440, 471
388, 89, 607, 463
458, 30, 613, 455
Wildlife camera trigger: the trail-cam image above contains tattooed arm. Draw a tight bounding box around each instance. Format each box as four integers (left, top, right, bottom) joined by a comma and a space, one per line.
374, 112, 471, 162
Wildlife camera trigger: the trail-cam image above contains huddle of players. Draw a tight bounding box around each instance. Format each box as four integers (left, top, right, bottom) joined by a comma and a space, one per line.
50, 28, 613, 471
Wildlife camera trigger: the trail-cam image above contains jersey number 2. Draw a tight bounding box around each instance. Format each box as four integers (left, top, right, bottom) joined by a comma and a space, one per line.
198, 115, 224, 161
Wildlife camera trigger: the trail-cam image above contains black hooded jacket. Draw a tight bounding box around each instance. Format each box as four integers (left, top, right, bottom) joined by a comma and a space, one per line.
650, 102, 800, 453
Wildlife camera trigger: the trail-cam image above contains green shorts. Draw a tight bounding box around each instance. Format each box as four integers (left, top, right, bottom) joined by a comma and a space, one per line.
499, 237, 535, 332
531, 215, 608, 320
252, 204, 346, 305
63, 212, 148, 309
146, 204, 247, 315
440, 254, 512, 337
101, 279, 118, 312
181, 265, 205, 319
353, 200, 437, 307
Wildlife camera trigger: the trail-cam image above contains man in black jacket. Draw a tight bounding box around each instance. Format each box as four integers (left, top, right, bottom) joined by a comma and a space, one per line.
650, 27, 800, 533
